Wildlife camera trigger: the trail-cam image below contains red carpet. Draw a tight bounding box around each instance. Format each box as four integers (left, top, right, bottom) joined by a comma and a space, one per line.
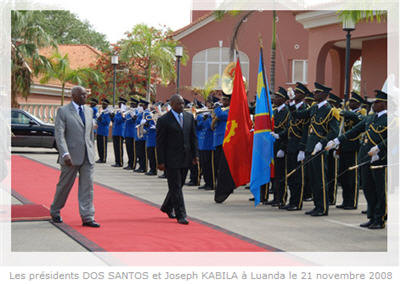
11, 204, 51, 221
11, 155, 277, 252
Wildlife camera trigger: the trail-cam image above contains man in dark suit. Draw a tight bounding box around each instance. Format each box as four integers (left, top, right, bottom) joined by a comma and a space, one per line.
156, 94, 199, 225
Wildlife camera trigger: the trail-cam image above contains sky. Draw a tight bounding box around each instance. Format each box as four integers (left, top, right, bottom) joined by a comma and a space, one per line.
40, 0, 193, 43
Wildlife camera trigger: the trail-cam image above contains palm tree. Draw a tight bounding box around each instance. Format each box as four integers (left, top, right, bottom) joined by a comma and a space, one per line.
214, 9, 277, 92
337, 10, 386, 24
40, 51, 103, 105
11, 10, 54, 107
119, 24, 187, 101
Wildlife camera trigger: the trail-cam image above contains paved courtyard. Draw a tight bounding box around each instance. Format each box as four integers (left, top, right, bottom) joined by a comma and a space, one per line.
8, 144, 392, 266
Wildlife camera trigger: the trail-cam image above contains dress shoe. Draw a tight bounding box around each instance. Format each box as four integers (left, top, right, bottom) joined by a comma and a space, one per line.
177, 218, 189, 225
305, 208, 316, 215
248, 197, 255, 201
286, 206, 301, 211
158, 173, 167, 178
329, 201, 336, 206
304, 197, 313, 202
82, 221, 100, 227
343, 206, 357, 210
245, 185, 250, 189
168, 212, 176, 219
360, 220, 374, 228
310, 211, 328, 217
51, 216, 63, 223
134, 169, 145, 173
145, 171, 157, 176
199, 185, 213, 190
198, 185, 208, 189
123, 166, 133, 170
262, 200, 275, 205
111, 163, 122, 167
368, 222, 385, 229
279, 204, 290, 210
95, 159, 105, 163
361, 210, 367, 214
336, 204, 345, 209
271, 202, 281, 207
185, 181, 197, 186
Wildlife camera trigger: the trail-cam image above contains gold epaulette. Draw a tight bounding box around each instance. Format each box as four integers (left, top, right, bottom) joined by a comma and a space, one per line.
358, 108, 367, 116
332, 107, 341, 121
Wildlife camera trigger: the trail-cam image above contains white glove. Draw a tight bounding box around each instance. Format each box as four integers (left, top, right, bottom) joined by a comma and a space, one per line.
371, 154, 379, 163
287, 88, 295, 100
325, 138, 340, 151
333, 150, 339, 159
140, 119, 146, 125
312, 142, 322, 155
277, 150, 285, 158
368, 145, 380, 157
271, 132, 279, 139
297, 150, 305, 162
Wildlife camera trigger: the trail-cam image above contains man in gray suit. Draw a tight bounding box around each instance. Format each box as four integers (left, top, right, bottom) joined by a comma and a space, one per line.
50, 86, 100, 227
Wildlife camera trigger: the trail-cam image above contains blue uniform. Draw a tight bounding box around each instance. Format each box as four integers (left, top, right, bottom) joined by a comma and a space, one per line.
144, 118, 156, 148
112, 111, 126, 137
124, 111, 137, 139
213, 106, 229, 147
91, 106, 98, 134
97, 112, 111, 136
196, 113, 215, 151
124, 109, 138, 169
96, 111, 111, 163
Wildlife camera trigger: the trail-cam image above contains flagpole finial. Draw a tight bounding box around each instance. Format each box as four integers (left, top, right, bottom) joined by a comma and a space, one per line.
258, 34, 264, 48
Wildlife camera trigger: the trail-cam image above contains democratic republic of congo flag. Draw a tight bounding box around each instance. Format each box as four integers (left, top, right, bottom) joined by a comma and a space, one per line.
250, 48, 275, 206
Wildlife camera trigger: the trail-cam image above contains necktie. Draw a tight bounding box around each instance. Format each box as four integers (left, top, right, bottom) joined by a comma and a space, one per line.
78, 106, 86, 125
179, 114, 183, 128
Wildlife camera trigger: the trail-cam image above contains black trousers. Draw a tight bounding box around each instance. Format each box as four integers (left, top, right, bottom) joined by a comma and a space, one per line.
303, 153, 312, 199
135, 140, 146, 171
338, 151, 359, 208
326, 150, 338, 205
287, 152, 304, 209
199, 150, 214, 188
361, 163, 387, 224
272, 155, 287, 205
160, 168, 187, 219
125, 137, 135, 168
112, 136, 123, 165
146, 147, 157, 173
213, 145, 223, 185
214, 146, 236, 203
308, 152, 329, 214
96, 134, 107, 162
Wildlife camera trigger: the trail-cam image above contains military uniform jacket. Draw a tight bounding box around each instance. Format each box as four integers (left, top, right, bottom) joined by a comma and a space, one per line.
96, 112, 111, 136
280, 102, 308, 154
213, 106, 229, 147
339, 108, 367, 152
196, 113, 215, 151
290, 101, 339, 153
273, 104, 290, 153
124, 110, 137, 138
134, 111, 146, 141
111, 111, 126, 137
144, 118, 156, 147
339, 112, 387, 165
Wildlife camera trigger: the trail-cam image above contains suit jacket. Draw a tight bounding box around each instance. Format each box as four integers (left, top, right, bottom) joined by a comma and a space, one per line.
55, 103, 95, 166
156, 111, 198, 169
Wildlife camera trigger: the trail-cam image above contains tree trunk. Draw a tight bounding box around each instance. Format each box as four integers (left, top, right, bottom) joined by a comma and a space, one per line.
229, 11, 255, 61
61, 83, 65, 106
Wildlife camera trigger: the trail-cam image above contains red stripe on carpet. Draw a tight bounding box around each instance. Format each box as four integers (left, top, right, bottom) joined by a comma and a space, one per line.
11, 155, 272, 252
11, 204, 51, 221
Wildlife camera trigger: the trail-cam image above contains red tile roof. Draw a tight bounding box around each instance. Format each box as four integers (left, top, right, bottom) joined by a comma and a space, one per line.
171, 11, 214, 37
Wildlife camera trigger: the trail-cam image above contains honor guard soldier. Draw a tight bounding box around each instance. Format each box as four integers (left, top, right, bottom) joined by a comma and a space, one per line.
134, 98, 149, 173
276, 82, 310, 210
196, 101, 215, 190
144, 111, 157, 175
302, 90, 314, 201
326, 92, 343, 205
111, 97, 127, 167
123, 97, 139, 170
335, 91, 366, 210
96, 98, 111, 163
327, 90, 387, 229
289, 82, 339, 216
270, 87, 290, 208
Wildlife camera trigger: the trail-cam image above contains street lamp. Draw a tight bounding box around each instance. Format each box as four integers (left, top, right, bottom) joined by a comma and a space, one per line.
175, 46, 183, 94
111, 54, 119, 107
343, 18, 355, 103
